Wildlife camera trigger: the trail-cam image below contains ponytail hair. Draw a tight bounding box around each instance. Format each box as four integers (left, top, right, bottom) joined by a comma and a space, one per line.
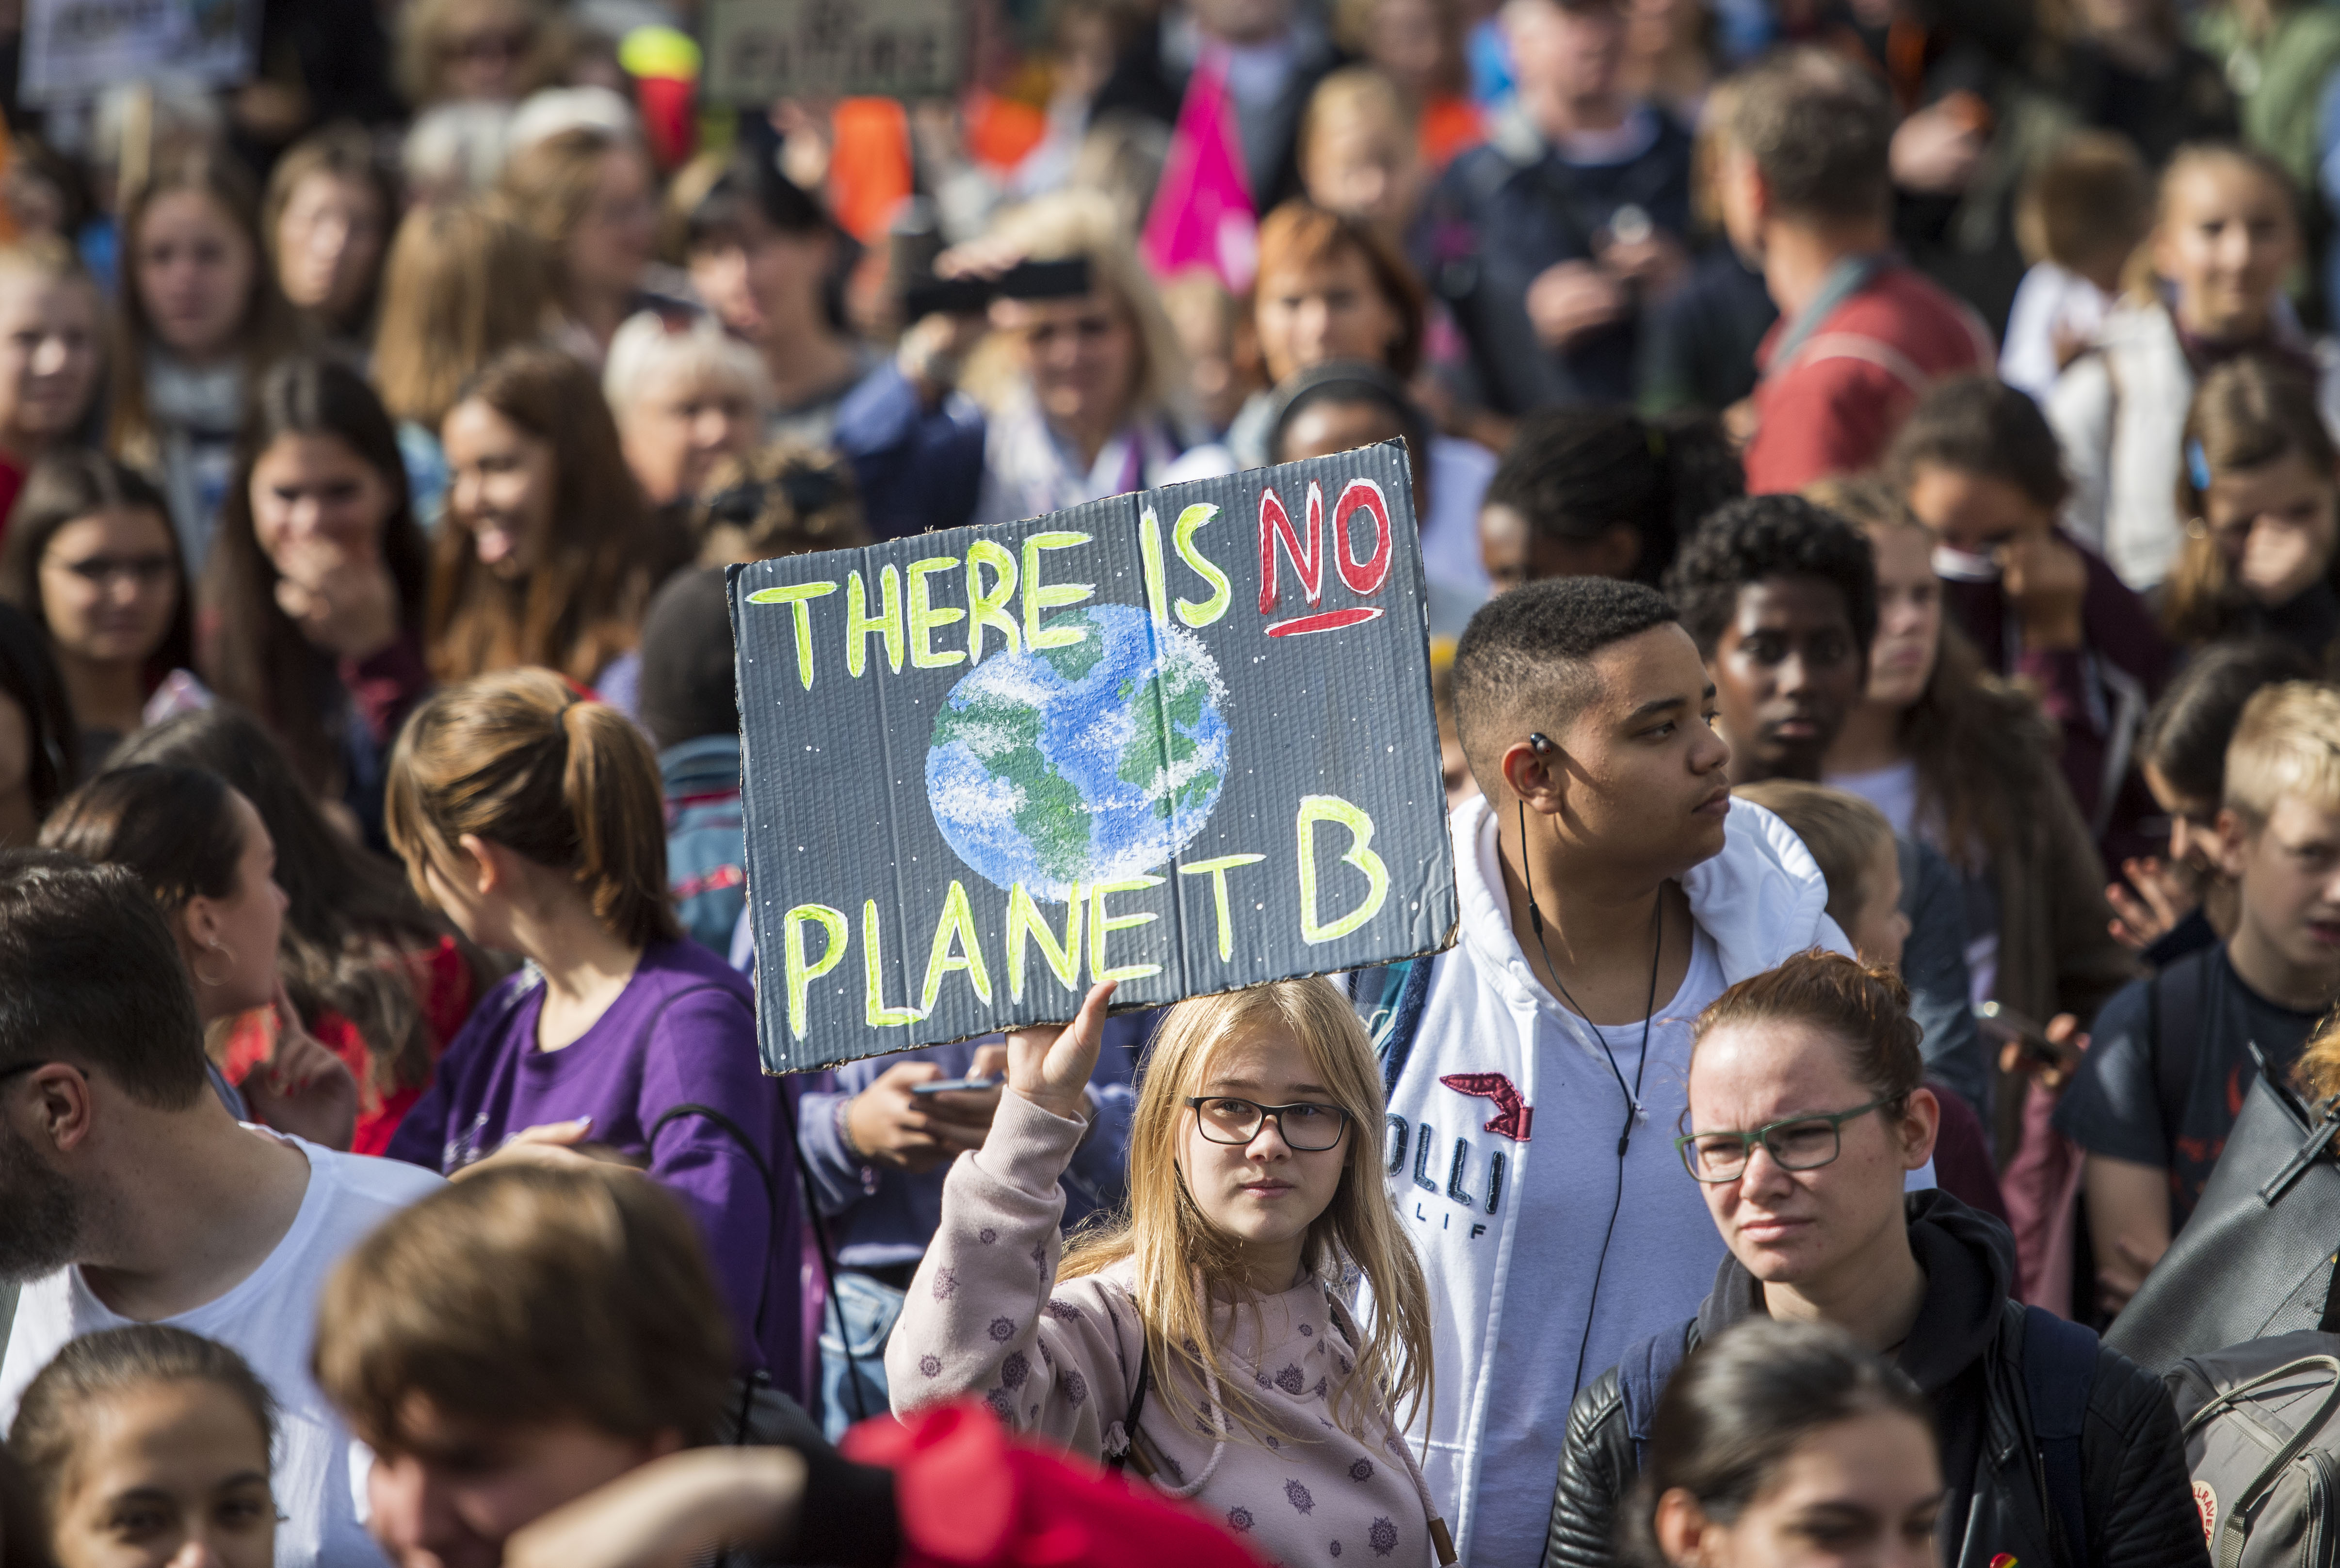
1482, 408, 1740, 587
1691, 949, 1926, 1110
385, 669, 680, 949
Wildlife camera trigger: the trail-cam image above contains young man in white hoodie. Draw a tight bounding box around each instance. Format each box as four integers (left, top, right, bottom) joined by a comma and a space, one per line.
1371, 576, 1852, 1567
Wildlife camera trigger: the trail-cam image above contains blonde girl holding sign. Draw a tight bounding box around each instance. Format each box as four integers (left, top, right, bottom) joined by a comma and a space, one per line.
888, 976, 1452, 1568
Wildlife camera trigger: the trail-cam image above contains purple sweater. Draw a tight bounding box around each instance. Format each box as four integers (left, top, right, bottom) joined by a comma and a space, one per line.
386, 941, 791, 1379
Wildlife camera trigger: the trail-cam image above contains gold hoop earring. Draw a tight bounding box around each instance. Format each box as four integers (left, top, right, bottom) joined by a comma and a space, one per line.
191, 939, 235, 989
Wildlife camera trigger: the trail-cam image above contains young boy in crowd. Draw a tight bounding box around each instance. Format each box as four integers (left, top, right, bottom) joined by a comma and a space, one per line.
1734, 782, 1908, 967
2057, 681, 2340, 1316
1379, 575, 1853, 1565
1735, 778, 2006, 1219
0, 851, 443, 1568
317, 1164, 1255, 1568
1998, 133, 2152, 404
1667, 495, 1990, 1120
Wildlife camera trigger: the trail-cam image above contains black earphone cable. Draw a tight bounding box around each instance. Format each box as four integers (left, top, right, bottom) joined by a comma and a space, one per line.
1517, 786, 1664, 1395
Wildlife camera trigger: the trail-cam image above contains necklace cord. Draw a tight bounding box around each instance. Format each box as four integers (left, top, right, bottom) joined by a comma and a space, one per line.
1518, 799, 1667, 1395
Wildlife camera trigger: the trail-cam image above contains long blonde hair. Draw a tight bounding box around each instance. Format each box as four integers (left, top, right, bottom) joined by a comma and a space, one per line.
1060, 978, 1433, 1444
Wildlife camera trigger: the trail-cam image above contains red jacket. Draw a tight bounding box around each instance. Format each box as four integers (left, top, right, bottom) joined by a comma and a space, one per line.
1744, 263, 1995, 494
843, 1402, 1270, 1568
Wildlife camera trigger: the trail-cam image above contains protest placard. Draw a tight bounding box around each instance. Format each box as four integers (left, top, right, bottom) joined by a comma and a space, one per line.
21, 0, 259, 104
702, 0, 963, 104
729, 441, 1458, 1073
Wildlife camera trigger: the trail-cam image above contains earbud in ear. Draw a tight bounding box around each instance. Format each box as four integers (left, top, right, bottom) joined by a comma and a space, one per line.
1529, 732, 1553, 755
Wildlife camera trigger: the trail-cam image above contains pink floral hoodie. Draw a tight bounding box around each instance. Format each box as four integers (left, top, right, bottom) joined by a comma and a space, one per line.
888, 1090, 1448, 1568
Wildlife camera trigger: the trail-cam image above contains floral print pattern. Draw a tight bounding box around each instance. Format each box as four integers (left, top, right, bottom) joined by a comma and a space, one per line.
887, 1088, 1439, 1568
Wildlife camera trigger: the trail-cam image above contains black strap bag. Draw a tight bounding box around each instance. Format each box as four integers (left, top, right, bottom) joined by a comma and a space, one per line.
2107, 1046, 2340, 1375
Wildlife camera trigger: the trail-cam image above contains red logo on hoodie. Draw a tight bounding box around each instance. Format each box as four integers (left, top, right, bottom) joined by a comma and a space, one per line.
1440, 1073, 1533, 1140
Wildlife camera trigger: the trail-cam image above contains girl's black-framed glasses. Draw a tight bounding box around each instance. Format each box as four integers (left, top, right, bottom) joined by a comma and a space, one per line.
1184, 1096, 1352, 1151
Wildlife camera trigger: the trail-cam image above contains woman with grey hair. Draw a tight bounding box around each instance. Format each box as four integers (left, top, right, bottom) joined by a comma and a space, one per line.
603, 309, 772, 508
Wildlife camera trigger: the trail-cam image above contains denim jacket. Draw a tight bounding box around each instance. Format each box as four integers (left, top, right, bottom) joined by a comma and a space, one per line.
662, 735, 746, 956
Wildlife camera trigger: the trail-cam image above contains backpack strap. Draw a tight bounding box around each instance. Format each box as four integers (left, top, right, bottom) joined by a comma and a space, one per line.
1106, 1335, 1154, 1475
2148, 955, 2209, 1147
2020, 1305, 2099, 1568
1618, 1324, 1695, 1472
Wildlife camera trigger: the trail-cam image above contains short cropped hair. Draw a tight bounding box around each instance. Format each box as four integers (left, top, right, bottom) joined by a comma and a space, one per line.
1451, 577, 1681, 790
0, 850, 207, 1109
1732, 781, 1893, 937
1667, 495, 1877, 659
1721, 49, 1895, 225
314, 1165, 734, 1451
2224, 682, 2340, 827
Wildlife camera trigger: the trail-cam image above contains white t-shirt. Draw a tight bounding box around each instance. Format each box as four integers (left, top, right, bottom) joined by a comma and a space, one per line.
1464, 928, 1938, 1568
0, 1132, 444, 1568
1826, 758, 1921, 840
1469, 927, 1732, 1568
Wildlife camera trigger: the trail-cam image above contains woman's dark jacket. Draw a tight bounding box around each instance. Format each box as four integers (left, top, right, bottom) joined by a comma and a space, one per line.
1541, 1190, 2206, 1568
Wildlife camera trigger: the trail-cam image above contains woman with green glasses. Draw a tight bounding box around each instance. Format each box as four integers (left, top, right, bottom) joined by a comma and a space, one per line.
1542, 950, 2199, 1568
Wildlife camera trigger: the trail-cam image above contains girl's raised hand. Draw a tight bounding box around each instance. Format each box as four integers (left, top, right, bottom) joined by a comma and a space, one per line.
1005, 980, 1116, 1121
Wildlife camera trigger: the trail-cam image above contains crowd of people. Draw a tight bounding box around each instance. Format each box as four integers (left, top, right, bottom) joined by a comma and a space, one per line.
6, 0, 2340, 1564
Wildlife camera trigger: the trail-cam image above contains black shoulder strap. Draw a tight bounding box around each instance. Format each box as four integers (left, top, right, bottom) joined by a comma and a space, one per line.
2147, 958, 2208, 1145
1106, 1334, 1153, 1474
1618, 1323, 1694, 1471
2020, 1304, 2099, 1568
640, 982, 778, 1344
649, 1100, 776, 1194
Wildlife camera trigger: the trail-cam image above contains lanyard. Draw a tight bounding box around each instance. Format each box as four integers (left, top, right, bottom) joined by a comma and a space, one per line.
1765, 253, 1890, 376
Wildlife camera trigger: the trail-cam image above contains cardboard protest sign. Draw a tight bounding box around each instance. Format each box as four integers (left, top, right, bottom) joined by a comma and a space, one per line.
703, 0, 963, 103
21, 0, 259, 103
729, 441, 1458, 1073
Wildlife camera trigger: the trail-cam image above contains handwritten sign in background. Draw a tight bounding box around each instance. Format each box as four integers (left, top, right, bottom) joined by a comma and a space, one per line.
729, 442, 1458, 1073
22, 0, 260, 103
703, 0, 964, 103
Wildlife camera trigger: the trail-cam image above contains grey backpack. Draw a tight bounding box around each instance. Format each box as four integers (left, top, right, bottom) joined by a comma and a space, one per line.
2167, 1331, 2340, 1568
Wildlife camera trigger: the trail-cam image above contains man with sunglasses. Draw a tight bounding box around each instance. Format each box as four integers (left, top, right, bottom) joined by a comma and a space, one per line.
1542, 952, 2198, 1568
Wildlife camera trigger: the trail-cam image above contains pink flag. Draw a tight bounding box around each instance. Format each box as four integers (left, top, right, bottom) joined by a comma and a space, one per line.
1140, 49, 1259, 291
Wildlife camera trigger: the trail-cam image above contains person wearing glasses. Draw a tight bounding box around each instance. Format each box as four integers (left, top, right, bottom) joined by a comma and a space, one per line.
1543, 950, 2199, 1568
887, 976, 1454, 1568
1381, 575, 1861, 1568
